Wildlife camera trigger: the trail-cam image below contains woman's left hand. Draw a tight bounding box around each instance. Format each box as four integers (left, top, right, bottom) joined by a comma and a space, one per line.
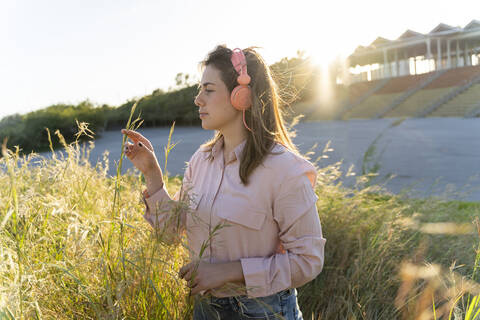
179, 260, 229, 295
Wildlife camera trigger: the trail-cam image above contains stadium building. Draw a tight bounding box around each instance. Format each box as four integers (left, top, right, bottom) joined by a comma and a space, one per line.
312, 20, 480, 120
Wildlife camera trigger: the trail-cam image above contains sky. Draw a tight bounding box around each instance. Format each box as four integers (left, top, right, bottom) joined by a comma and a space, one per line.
0, 0, 478, 119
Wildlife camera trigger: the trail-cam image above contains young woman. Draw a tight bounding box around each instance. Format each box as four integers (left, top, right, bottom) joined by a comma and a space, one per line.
122, 45, 326, 320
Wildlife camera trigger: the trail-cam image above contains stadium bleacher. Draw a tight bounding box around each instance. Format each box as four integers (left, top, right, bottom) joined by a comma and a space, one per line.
310, 20, 480, 120
335, 65, 480, 119
428, 82, 480, 117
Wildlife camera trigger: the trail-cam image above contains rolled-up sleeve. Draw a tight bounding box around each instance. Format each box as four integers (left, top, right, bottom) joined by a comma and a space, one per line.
142, 159, 193, 245
240, 161, 326, 297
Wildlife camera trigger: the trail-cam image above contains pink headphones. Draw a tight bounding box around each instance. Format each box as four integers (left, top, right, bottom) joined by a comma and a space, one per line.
230, 48, 253, 132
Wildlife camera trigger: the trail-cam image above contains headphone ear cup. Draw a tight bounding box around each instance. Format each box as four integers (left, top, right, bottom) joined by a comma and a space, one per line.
231, 85, 252, 110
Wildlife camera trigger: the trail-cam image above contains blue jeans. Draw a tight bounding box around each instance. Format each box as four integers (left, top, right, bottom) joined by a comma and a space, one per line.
193, 288, 303, 319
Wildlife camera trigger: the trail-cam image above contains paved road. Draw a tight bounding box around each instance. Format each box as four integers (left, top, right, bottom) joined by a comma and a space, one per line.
40, 117, 480, 202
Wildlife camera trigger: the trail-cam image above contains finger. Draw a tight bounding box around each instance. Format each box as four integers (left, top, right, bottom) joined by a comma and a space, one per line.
124, 142, 134, 153
185, 264, 200, 282
125, 149, 136, 160
179, 264, 190, 279
125, 144, 142, 160
188, 277, 199, 288
128, 142, 152, 160
135, 141, 154, 154
183, 268, 194, 281
122, 129, 142, 143
122, 130, 153, 151
190, 283, 202, 295
179, 260, 198, 279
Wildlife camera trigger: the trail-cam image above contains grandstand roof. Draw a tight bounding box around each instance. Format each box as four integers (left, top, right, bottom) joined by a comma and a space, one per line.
429, 23, 461, 34
398, 29, 423, 40
348, 19, 480, 66
370, 37, 391, 48
465, 20, 480, 30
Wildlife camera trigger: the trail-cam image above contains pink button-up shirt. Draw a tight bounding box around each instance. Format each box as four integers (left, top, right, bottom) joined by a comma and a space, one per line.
143, 135, 326, 298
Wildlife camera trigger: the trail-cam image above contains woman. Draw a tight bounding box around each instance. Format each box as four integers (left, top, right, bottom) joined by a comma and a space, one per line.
122, 45, 326, 319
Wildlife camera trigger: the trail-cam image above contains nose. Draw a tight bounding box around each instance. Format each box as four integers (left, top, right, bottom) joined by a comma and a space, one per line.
194, 92, 204, 108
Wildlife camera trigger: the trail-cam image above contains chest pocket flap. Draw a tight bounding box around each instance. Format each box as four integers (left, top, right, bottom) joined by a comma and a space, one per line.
189, 192, 203, 211
216, 207, 266, 231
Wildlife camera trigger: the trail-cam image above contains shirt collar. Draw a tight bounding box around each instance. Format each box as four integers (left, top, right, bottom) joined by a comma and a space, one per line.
211, 135, 247, 163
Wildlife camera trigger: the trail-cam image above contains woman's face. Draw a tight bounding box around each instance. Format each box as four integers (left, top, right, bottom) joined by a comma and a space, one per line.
194, 65, 239, 131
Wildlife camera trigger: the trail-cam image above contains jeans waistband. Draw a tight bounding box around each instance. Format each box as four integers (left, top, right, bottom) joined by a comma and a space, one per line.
279, 287, 295, 297
211, 287, 294, 301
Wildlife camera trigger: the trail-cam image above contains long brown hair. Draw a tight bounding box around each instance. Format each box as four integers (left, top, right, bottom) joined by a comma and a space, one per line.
198, 45, 302, 186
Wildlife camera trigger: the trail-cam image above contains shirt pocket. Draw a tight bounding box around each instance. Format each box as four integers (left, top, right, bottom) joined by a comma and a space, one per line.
216, 206, 267, 231
187, 192, 204, 225
183, 184, 203, 212
189, 192, 203, 211
186, 192, 206, 231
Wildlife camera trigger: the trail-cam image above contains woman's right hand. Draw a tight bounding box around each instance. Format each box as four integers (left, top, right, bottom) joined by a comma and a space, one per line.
122, 129, 163, 179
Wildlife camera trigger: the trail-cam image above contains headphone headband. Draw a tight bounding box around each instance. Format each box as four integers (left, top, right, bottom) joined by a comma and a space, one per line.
231, 48, 246, 73
230, 48, 253, 132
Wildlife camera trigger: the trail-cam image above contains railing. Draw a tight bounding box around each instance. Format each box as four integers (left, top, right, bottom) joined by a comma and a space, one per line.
373, 70, 447, 119
464, 100, 480, 118
416, 73, 480, 118
334, 78, 390, 120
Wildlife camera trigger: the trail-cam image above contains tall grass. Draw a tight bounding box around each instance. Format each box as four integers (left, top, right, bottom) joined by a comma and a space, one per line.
0, 112, 193, 319
0, 113, 479, 319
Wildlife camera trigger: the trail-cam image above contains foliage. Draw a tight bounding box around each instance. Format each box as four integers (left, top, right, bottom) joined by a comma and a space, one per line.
0, 124, 479, 319
0, 100, 111, 154
0, 122, 193, 319
270, 51, 318, 111
0, 54, 318, 155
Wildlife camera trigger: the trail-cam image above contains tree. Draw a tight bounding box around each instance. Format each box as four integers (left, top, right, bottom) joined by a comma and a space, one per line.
173, 72, 194, 90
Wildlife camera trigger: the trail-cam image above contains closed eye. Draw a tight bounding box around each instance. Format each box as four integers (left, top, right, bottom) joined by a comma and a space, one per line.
197, 87, 214, 94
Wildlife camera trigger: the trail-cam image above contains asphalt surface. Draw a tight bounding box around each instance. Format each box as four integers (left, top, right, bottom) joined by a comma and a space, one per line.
39, 117, 480, 202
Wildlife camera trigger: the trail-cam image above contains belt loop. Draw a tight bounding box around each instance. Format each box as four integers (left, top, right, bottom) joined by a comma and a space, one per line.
280, 288, 291, 297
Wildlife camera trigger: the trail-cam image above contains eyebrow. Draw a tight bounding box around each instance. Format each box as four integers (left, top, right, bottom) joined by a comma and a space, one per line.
197, 82, 216, 88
